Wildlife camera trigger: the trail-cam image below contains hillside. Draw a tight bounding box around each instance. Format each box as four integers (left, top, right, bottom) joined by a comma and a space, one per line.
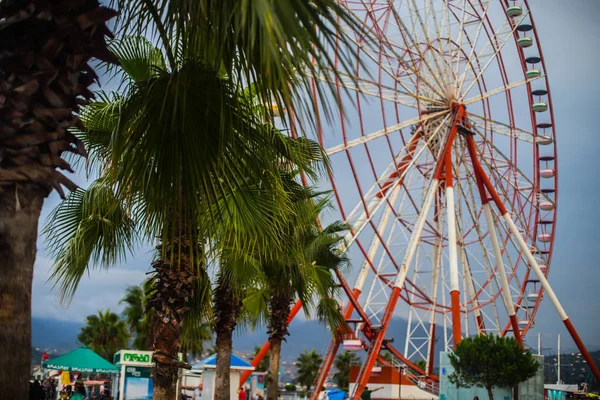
543, 350, 600, 390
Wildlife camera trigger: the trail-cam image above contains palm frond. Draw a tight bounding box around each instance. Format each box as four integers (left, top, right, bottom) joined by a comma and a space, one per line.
43, 178, 139, 302
110, 0, 367, 129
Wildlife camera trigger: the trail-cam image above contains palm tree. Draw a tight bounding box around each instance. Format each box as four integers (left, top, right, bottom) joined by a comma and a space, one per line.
121, 281, 211, 359
296, 349, 323, 391
120, 284, 151, 350
251, 192, 348, 400
333, 351, 361, 391
0, 1, 116, 397
180, 312, 212, 362
253, 346, 270, 373
44, 36, 326, 400
78, 310, 130, 362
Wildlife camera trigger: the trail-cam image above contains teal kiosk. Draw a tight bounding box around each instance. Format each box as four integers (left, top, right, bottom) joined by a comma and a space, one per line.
113, 350, 155, 400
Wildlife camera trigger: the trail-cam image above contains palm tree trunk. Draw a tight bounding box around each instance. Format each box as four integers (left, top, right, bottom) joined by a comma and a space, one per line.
267, 337, 282, 400
486, 385, 494, 400
214, 275, 243, 400
0, 184, 46, 400
149, 264, 195, 400
215, 324, 235, 400
266, 292, 293, 400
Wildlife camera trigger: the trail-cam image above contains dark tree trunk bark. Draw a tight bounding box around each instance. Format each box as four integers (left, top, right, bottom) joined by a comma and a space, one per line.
0, 184, 46, 400
486, 386, 494, 400
267, 337, 282, 400
148, 244, 196, 399
266, 292, 293, 400
214, 275, 243, 400
215, 323, 235, 400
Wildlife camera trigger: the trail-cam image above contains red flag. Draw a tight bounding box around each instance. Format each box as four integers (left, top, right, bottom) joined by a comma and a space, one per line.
42, 352, 49, 361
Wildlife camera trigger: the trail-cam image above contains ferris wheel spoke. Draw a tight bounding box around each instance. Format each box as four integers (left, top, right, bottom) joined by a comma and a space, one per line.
467, 111, 537, 143
453, 0, 492, 96
458, 13, 527, 100
408, 0, 452, 89
386, 5, 447, 98
449, 0, 473, 83
326, 110, 449, 155
334, 33, 446, 104
464, 76, 541, 106
311, 68, 437, 109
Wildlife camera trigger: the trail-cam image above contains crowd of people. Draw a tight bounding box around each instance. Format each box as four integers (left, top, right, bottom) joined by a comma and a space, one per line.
29, 378, 112, 400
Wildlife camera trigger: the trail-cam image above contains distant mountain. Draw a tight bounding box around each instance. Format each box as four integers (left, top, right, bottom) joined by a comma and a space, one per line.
32, 317, 83, 352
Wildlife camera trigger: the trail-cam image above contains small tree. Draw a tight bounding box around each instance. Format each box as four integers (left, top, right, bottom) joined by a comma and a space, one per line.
333, 351, 361, 390
448, 334, 539, 400
285, 384, 297, 392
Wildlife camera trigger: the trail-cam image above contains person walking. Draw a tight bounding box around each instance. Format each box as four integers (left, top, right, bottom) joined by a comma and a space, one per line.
360, 386, 383, 400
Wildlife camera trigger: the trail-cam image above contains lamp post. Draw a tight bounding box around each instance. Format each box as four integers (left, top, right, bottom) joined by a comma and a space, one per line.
398, 365, 406, 400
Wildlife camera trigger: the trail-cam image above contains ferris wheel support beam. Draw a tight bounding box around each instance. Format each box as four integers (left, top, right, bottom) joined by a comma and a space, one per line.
309, 185, 404, 400
435, 105, 468, 348
351, 107, 466, 399
482, 203, 523, 345
464, 125, 523, 345
426, 208, 443, 376
351, 176, 441, 399
465, 133, 600, 382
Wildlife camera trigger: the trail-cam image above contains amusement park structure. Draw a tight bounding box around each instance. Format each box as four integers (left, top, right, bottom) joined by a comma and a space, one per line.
241, 0, 600, 398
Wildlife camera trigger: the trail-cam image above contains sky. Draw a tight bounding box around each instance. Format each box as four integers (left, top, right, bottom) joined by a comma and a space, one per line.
31, 0, 600, 352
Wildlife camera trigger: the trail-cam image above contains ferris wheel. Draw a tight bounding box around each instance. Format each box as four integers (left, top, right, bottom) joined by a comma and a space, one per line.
241, 0, 600, 397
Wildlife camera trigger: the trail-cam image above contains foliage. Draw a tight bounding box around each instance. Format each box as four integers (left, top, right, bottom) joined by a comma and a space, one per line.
253, 346, 270, 373
120, 283, 151, 350
414, 359, 427, 371
448, 334, 539, 399
239, 186, 347, 400
333, 351, 361, 390
285, 384, 297, 392
296, 349, 323, 390
78, 310, 129, 362
120, 281, 210, 358
109, 0, 365, 129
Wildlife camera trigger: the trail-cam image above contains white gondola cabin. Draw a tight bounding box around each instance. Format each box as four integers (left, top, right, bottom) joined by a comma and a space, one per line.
538, 233, 552, 242
536, 136, 553, 145
507, 6, 523, 17
540, 168, 555, 178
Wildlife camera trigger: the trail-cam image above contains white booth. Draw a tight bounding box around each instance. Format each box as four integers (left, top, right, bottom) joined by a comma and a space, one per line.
192, 354, 255, 400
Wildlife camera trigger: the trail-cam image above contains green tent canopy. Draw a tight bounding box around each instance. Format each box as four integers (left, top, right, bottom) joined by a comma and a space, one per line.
43, 346, 119, 374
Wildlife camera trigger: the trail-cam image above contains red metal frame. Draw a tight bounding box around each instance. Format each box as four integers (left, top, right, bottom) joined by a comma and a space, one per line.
242, 0, 600, 393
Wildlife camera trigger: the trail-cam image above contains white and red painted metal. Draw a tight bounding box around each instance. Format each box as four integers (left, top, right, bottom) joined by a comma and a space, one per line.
239, 0, 600, 396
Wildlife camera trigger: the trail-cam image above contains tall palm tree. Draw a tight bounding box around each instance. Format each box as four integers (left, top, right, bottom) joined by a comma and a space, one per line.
296, 349, 323, 391
244, 191, 348, 400
0, 1, 116, 397
333, 351, 361, 391
90, 2, 366, 399
44, 36, 326, 400
78, 309, 130, 362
